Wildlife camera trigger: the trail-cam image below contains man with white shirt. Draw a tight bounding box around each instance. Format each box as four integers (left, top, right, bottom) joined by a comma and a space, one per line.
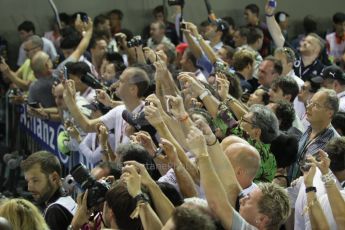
17, 21, 58, 67
315, 65, 345, 112
288, 137, 345, 230
63, 67, 150, 151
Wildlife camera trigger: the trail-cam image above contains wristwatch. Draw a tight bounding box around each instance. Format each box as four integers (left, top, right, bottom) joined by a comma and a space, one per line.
133, 193, 149, 204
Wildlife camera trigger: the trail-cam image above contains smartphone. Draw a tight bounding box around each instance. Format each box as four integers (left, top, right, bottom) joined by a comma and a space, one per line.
63, 66, 68, 80
268, 0, 277, 8
28, 101, 40, 108
180, 22, 187, 30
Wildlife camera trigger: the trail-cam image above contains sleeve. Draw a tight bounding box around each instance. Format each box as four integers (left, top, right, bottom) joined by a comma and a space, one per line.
79, 134, 103, 164
17, 44, 26, 66
232, 211, 258, 230
100, 107, 119, 130
196, 54, 213, 77
44, 38, 58, 62
45, 204, 73, 230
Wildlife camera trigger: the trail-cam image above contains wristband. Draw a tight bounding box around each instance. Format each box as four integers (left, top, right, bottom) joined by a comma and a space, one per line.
265, 13, 274, 17
207, 136, 218, 146
196, 34, 203, 42
321, 171, 334, 184
199, 90, 209, 100
305, 186, 317, 193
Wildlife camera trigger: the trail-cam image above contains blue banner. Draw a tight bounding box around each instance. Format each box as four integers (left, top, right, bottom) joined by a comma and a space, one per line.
19, 105, 96, 170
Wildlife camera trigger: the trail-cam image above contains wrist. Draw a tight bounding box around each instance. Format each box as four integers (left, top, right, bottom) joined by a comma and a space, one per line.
305, 186, 317, 193
265, 13, 274, 17
198, 90, 210, 100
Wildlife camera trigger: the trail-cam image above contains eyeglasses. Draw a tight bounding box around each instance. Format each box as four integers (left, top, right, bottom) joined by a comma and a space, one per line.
306, 100, 327, 109
24, 46, 39, 53
240, 117, 253, 125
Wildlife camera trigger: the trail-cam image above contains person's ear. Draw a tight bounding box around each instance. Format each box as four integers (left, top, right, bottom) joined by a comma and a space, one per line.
50, 172, 60, 184
283, 94, 292, 102
253, 128, 261, 141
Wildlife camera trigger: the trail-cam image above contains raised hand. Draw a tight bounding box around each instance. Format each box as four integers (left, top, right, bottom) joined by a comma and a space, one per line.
178, 73, 205, 98
186, 126, 208, 157
194, 119, 217, 146
164, 94, 187, 119
122, 165, 142, 198
303, 156, 317, 187
144, 104, 164, 126
158, 138, 180, 166
96, 89, 112, 107
216, 78, 230, 101
134, 131, 157, 158
124, 160, 155, 187
314, 150, 331, 175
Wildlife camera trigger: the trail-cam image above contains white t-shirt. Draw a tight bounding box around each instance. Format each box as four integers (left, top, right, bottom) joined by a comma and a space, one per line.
292, 169, 342, 230
100, 102, 145, 151
337, 91, 345, 112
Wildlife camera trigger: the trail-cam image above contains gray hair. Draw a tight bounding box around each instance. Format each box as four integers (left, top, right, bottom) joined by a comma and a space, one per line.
27, 35, 43, 49
319, 88, 339, 116
250, 104, 279, 143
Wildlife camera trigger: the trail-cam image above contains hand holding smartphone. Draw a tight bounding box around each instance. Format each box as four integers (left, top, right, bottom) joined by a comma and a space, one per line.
268, 0, 277, 8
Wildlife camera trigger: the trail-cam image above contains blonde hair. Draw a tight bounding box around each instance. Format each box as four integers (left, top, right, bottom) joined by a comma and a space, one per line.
0, 198, 50, 230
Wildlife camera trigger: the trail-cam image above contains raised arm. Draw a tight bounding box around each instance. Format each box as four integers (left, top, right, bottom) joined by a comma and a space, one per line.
265, 0, 285, 48
144, 103, 200, 184
0, 57, 32, 91
182, 23, 203, 59
159, 138, 198, 198
122, 165, 163, 230
63, 79, 101, 132
70, 15, 94, 61
186, 126, 233, 230
316, 150, 345, 228
303, 159, 330, 230
195, 119, 241, 207
124, 161, 174, 224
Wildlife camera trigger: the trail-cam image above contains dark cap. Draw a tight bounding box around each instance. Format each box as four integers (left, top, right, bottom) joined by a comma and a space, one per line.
321, 65, 344, 81
211, 19, 229, 34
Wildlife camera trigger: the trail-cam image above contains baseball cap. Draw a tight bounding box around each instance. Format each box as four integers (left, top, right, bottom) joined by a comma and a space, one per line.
321, 65, 344, 81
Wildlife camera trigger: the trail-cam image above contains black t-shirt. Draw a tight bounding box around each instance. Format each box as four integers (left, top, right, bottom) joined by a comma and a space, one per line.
284, 41, 324, 81
44, 189, 74, 230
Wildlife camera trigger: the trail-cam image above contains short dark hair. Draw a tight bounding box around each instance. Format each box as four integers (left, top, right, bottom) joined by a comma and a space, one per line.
247, 27, 263, 45
270, 132, 298, 168
271, 76, 299, 102
105, 182, 143, 230
245, 4, 259, 16
65, 61, 90, 78
324, 137, 345, 172
156, 182, 183, 207
18, 21, 35, 33
232, 49, 254, 71
274, 100, 296, 131
21, 151, 62, 177
332, 111, 345, 136
60, 32, 81, 50
94, 14, 109, 28
303, 15, 317, 34
153, 5, 165, 15
333, 12, 345, 24
108, 9, 123, 20
116, 142, 161, 180
264, 56, 283, 75
222, 45, 235, 60
172, 206, 216, 230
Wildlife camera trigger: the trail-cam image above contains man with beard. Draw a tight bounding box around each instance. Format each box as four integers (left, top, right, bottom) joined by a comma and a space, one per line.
21, 151, 77, 230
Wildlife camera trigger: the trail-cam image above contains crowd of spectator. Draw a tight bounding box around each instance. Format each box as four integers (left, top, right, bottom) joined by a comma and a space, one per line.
0, 0, 345, 229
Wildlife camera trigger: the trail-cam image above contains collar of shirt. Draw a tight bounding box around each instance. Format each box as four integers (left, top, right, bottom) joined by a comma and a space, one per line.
335, 33, 345, 44
337, 91, 345, 99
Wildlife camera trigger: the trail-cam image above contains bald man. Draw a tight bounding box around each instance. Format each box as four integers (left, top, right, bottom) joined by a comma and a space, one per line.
27, 51, 56, 108
224, 142, 260, 196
